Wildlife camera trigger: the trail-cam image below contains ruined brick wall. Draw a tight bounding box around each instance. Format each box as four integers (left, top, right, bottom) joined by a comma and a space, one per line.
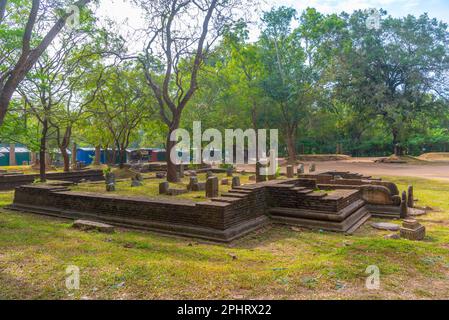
0, 170, 104, 190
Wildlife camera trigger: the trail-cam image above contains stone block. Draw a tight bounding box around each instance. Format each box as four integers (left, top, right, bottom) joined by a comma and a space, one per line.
309, 163, 316, 172
206, 176, 219, 198
400, 219, 425, 241
159, 181, 169, 194
231, 176, 240, 188
287, 165, 294, 178
407, 185, 414, 208
73, 219, 114, 233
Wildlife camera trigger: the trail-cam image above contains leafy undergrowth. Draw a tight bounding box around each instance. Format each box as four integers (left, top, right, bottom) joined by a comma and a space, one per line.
0, 176, 449, 299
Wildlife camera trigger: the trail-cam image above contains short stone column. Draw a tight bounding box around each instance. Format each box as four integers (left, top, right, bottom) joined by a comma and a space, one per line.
400, 191, 408, 218
226, 167, 233, 177
105, 172, 116, 192
206, 176, 219, 198
407, 185, 414, 208
187, 176, 198, 191
179, 164, 185, 178
286, 165, 294, 178
159, 181, 169, 194
231, 176, 240, 188
309, 163, 316, 172
297, 164, 304, 175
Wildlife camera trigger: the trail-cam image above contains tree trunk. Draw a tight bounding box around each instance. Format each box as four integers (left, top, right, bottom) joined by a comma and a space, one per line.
392, 127, 402, 155
93, 145, 101, 165
61, 147, 70, 172
0, 0, 93, 126
71, 143, 77, 168
166, 131, 179, 182
286, 128, 297, 164
9, 143, 16, 166
119, 146, 126, 169
39, 119, 48, 182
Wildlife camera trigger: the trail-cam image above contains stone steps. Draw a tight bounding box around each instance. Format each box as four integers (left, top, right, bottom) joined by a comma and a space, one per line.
270, 204, 370, 233
220, 192, 249, 198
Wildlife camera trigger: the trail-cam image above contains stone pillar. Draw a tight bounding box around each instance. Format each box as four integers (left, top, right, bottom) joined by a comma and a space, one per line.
407, 185, 414, 208
159, 181, 169, 194
297, 164, 304, 175
400, 191, 408, 219
206, 176, 219, 198
188, 176, 198, 191
309, 163, 316, 172
105, 172, 116, 192
9, 144, 16, 166
179, 164, 185, 178
231, 176, 240, 188
286, 165, 294, 178
226, 167, 233, 177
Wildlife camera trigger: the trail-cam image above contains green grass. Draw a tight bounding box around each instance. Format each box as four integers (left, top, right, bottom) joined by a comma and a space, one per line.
0, 176, 449, 299
71, 172, 255, 202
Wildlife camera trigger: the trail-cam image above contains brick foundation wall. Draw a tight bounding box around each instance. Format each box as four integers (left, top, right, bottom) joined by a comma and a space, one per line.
0, 170, 104, 190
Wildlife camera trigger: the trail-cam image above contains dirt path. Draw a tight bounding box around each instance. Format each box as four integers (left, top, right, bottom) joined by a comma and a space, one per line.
238, 158, 449, 180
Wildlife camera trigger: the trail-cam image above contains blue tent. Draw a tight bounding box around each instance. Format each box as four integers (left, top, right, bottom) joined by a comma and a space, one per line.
0, 145, 31, 166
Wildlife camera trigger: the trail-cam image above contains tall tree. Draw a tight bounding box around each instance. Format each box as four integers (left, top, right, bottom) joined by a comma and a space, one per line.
0, 0, 93, 125
134, 0, 252, 181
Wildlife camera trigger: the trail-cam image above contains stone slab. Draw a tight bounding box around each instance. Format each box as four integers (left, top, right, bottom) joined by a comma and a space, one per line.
371, 222, 400, 231
73, 219, 115, 233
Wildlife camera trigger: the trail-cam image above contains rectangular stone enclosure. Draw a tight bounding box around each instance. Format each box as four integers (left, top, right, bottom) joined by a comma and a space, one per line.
7, 172, 406, 242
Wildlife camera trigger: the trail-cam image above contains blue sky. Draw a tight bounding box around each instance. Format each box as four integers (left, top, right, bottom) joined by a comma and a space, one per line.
97, 0, 449, 46
270, 0, 449, 22
99, 0, 449, 27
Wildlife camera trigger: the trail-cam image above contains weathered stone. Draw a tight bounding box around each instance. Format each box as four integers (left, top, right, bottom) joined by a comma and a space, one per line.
297, 164, 304, 175
166, 188, 188, 196
371, 222, 400, 231
131, 178, 143, 187
400, 191, 408, 219
400, 219, 425, 240
221, 178, 229, 185
231, 176, 240, 188
226, 168, 233, 177
407, 185, 414, 208
187, 176, 198, 191
249, 175, 256, 181
179, 164, 185, 178
156, 172, 166, 179
192, 182, 206, 191
73, 219, 114, 233
159, 181, 169, 194
105, 172, 116, 192
286, 165, 294, 178
135, 173, 144, 181
206, 176, 219, 198
206, 171, 214, 179
360, 185, 394, 205
309, 163, 316, 172
384, 233, 400, 239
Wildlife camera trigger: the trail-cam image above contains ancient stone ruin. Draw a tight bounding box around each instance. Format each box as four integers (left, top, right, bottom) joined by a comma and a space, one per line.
7, 170, 416, 242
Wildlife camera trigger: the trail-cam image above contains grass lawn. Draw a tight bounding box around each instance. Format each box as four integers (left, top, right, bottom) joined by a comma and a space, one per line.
71, 172, 255, 202
0, 176, 448, 299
